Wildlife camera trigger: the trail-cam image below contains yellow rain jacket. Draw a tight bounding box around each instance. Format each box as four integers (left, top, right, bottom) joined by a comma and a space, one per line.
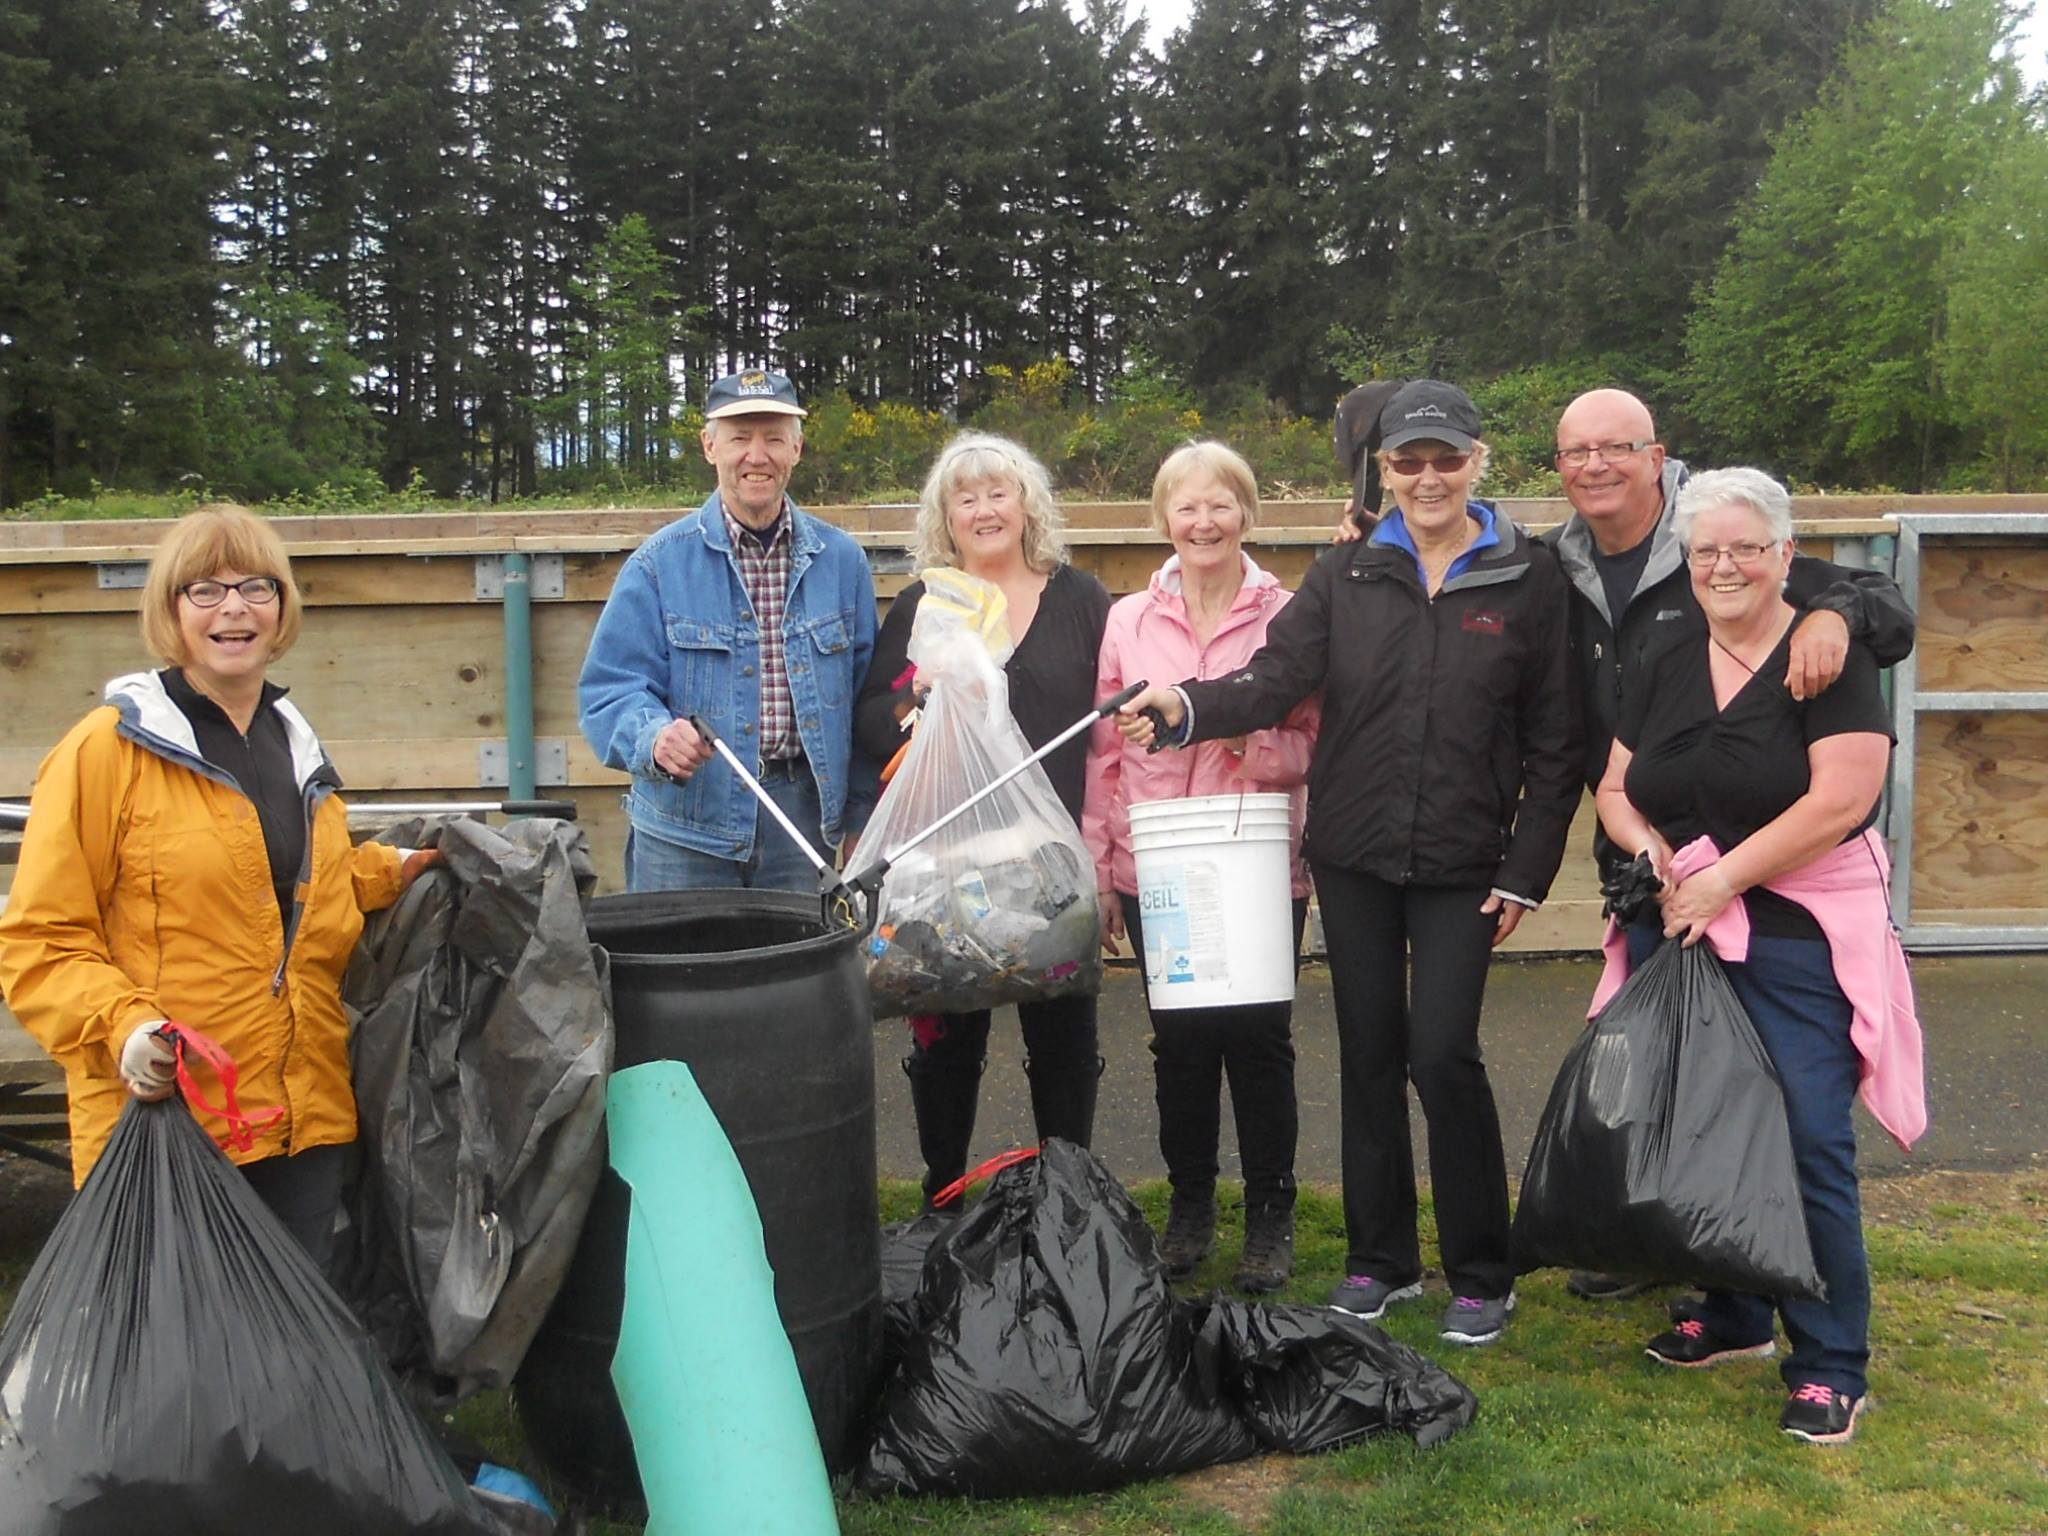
0, 671, 405, 1183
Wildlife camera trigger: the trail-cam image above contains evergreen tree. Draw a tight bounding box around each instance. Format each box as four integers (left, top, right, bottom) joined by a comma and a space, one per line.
1938, 120, 2048, 488
1141, 0, 1337, 410
1685, 0, 2030, 485
545, 213, 680, 479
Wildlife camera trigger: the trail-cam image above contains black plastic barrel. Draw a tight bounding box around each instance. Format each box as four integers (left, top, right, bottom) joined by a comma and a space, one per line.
514, 889, 883, 1515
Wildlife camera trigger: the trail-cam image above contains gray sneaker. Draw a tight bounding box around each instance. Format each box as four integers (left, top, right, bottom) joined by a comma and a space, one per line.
1327, 1274, 1423, 1321
1440, 1292, 1516, 1345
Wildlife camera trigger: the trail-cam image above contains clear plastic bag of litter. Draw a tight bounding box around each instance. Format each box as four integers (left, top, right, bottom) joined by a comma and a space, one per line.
849, 572, 1101, 1020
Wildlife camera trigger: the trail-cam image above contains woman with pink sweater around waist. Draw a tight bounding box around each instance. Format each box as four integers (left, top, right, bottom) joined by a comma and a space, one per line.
1084, 442, 1319, 1292
1594, 466, 1924, 1448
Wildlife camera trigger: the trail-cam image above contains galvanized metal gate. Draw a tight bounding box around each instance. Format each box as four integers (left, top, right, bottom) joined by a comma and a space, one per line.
1888, 512, 2048, 950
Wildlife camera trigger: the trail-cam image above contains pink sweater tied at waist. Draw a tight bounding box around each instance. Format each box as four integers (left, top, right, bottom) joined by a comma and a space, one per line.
1588, 830, 1926, 1150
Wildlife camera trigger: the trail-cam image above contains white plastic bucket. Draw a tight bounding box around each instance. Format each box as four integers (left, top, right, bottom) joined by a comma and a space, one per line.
1128, 792, 1296, 1010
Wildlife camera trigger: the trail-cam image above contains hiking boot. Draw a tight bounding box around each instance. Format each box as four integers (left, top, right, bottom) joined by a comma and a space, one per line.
1567, 1270, 1664, 1301
1327, 1274, 1422, 1321
1231, 1201, 1296, 1293
1645, 1317, 1777, 1368
1440, 1292, 1516, 1346
1779, 1383, 1865, 1444
1157, 1189, 1216, 1278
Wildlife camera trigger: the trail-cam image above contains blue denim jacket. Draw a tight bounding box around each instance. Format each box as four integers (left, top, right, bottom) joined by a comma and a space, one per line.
578, 493, 879, 858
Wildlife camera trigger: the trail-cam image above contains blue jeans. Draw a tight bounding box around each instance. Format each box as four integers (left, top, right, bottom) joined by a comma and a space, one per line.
624, 763, 828, 894
1627, 923, 1870, 1398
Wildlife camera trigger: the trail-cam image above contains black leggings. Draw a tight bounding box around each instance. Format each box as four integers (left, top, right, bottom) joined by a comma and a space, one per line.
1120, 891, 1306, 1207
902, 993, 1101, 1198
1311, 863, 1512, 1299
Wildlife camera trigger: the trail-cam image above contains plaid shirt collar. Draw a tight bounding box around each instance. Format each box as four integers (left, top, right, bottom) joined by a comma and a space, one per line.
722, 499, 793, 552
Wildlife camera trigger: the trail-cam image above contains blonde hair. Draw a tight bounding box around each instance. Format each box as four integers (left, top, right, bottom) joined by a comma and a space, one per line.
1149, 440, 1261, 536
139, 504, 302, 665
913, 432, 1068, 574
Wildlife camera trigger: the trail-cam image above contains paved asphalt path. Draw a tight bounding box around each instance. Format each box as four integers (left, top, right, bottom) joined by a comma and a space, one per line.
873, 952, 2048, 1188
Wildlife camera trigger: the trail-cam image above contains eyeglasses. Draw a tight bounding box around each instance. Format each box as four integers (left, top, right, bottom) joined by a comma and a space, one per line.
179, 576, 282, 607
1686, 541, 1779, 570
1383, 452, 1471, 477
1555, 440, 1653, 468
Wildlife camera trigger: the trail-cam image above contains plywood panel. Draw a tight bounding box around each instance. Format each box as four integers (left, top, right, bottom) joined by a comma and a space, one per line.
1910, 712, 2048, 916
1914, 544, 2048, 693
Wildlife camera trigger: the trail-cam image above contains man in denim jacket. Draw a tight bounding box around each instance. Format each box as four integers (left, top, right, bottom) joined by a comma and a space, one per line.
579, 369, 878, 891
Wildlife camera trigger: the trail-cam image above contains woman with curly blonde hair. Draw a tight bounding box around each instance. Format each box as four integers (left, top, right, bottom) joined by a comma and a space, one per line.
855, 432, 1112, 1209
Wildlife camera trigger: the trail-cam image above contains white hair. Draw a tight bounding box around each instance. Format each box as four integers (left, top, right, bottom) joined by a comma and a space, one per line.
1672, 466, 1794, 548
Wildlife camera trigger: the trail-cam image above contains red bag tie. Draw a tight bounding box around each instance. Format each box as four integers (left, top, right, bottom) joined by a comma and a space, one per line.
928, 1146, 1040, 1210
164, 1021, 286, 1154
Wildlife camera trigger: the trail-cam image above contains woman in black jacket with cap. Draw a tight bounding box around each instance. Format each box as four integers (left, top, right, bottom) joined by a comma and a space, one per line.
1119, 381, 1580, 1347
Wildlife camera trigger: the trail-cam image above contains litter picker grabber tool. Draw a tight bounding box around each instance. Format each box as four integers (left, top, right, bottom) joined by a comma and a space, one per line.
685, 715, 865, 927
687, 681, 1151, 930
849, 678, 1150, 901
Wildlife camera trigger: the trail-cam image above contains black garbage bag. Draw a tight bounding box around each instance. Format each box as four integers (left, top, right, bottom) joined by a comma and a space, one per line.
0, 1096, 499, 1535
339, 815, 612, 1397
878, 1210, 954, 1370
859, 1140, 1256, 1497
1202, 1300, 1479, 1454
1512, 937, 1824, 1298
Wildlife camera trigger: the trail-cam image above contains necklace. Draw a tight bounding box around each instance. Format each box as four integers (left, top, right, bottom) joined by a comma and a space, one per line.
1416, 525, 1475, 590
1710, 633, 1758, 675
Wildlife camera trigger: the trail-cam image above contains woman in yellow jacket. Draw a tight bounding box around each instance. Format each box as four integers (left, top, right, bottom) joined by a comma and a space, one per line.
0, 505, 437, 1272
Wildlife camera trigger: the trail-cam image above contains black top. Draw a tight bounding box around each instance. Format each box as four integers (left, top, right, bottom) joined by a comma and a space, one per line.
1617, 623, 1893, 940
1176, 510, 1582, 900
1590, 534, 1654, 637
855, 563, 1113, 826
162, 668, 304, 924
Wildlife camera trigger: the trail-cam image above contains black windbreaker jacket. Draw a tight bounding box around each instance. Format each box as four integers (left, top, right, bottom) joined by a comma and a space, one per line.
1177, 507, 1581, 902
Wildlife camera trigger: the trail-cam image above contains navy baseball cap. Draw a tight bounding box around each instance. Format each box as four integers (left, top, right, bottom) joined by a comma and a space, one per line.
705, 368, 806, 421
1377, 380, 1481, 452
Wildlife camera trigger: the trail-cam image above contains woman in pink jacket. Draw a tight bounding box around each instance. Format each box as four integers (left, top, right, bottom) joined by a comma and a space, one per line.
1084, 441, 1319, 1291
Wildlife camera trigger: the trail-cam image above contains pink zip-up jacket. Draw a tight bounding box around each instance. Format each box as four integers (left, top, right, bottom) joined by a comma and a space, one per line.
1084, 553, 1320, 899
1590, 830, 1927, 1150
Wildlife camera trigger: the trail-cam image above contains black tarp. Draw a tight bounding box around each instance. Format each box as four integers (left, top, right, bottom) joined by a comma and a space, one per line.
340, 815, 612, 1396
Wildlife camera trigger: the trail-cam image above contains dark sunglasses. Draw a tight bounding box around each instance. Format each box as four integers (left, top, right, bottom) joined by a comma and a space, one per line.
179, 576, 282, 608
1383, 452, 1471, 477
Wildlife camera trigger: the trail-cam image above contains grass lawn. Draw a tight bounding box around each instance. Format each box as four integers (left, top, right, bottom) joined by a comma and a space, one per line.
426, 1169, 2048, 1536
3, 1162, 2041, 1534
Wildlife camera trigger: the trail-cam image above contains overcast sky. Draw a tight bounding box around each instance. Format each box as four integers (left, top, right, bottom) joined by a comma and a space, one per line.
1105, 0, 2046, 83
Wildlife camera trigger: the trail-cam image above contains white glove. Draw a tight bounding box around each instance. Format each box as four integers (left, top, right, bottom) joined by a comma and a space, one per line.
119, 1023, 178, 1101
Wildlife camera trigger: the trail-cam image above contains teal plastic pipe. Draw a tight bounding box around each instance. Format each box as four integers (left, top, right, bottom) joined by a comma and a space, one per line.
501, 552, 537, 801
606, 1062, 838, 1535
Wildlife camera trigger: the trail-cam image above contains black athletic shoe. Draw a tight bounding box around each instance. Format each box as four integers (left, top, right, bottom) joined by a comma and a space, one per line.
1645, 1317, 1777, 1368
1780, 1383, 1865, 1444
